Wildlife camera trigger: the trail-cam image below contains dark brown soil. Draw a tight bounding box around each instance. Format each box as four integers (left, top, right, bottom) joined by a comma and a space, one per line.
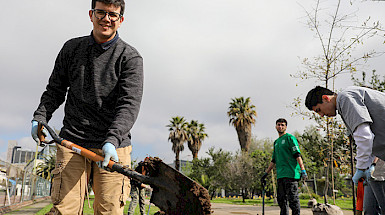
143, 157, 212, 215
142, 156, 162, 177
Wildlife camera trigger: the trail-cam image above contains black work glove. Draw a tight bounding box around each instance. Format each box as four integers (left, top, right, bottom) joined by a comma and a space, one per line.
261, 172, 268, 182
300, 169, 308, 181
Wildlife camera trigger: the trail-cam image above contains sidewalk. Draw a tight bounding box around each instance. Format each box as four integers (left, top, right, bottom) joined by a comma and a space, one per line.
211, 203, 354, 215
2, 198, 51, 215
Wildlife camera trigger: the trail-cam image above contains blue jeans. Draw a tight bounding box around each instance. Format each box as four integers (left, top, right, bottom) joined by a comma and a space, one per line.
277, 178, 300, 215
364, 180, 385, 215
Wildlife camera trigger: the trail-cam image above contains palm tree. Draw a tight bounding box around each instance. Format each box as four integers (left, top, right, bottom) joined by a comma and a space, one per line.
36, 154, 56, 180
167, 116, 188, 171
227, 97, 257, 153
187, 120, 208, 159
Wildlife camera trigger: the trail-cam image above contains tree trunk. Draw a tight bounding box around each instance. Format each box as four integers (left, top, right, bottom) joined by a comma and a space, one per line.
327, 117, 336, 204
331, 138, 336, 204
210, 190, 215, 200
324, 165, 329, 204
236, 124, 252, 153
244, 124, 252, 152
193, 151, 198, 159
271, 169, 278, 204
175, 151, 180, 171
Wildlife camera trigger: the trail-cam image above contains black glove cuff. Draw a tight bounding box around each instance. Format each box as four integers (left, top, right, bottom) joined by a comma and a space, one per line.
371, 162, 376, 167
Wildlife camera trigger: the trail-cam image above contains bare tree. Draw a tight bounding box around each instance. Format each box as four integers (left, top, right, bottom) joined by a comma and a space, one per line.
291, 0, 384, 204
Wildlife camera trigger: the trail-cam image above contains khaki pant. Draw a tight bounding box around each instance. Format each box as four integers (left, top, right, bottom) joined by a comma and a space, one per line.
50, 144, 131, 215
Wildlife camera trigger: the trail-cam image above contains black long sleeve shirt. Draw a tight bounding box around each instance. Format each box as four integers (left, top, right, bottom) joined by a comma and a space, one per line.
33, 33, 144, 149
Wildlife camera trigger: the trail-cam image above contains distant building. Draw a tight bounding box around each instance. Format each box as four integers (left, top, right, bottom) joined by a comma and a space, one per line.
10, 147, 34, 164
168, 160, 192, 175
6, 140, 18, 163
5, 140, 56, 171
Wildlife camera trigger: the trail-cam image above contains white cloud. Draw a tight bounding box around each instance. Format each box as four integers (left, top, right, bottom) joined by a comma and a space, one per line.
1, 0, 385, 165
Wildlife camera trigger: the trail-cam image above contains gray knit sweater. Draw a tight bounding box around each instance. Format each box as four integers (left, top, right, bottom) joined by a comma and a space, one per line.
33, 34, 143, 149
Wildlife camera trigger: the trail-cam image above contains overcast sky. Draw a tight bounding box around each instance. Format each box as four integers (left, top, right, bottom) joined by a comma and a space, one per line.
1, 0, 384, 164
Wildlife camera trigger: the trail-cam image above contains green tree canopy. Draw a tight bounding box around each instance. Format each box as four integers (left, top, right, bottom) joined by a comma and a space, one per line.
187, 120, 208, 159
167, 116, 188, 170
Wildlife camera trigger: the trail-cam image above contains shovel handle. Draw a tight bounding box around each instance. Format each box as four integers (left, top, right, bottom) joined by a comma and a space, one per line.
356, 178, 364, 215
38, 121, 116, 169
59, 138, 151, 183
37, 123, 47, 146
37, 121, 154, 185
60, 139, 116, 168
37, 123, 45, 142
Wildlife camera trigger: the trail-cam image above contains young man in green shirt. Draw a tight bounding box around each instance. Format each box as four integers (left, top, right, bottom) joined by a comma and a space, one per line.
261, 118, 307, 215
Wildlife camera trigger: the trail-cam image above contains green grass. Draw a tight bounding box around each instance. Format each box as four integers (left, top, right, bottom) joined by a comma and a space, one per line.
211, 196, 354, 210
36, 196, 354, 214
36, 197, 160, 215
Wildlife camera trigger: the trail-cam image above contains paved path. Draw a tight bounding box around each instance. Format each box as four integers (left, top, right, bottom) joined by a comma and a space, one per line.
1, 199, 355, 215
211, 203, 354, 215
2, 199, 51, 215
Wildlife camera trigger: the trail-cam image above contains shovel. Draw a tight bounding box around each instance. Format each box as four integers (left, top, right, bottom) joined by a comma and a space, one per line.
37, 121, 211, 215
261, 179, 266, 215
356, 178, 364, 215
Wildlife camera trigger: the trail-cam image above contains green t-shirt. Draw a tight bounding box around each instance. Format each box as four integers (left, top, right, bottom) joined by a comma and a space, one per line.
272, 133, 301, 179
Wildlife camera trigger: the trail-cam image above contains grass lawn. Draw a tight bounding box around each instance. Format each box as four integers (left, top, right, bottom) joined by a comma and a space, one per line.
36, 196, 354, 214
36, 197, 160, 215
211, 196, 354, 210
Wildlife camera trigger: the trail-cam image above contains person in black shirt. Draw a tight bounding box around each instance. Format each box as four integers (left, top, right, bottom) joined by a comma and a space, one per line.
31, 0, 143, 214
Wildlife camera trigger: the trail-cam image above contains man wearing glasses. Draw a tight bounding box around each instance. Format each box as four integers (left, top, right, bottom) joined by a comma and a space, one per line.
31, 0, 143, 214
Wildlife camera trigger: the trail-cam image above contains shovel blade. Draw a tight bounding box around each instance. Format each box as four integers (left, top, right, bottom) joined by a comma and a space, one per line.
143, 157, 211, 215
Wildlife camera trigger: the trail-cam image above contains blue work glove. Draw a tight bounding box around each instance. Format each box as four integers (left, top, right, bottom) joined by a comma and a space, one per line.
301, 169, 308, 181
102, 142, 119, 168
367, 164, 376, 179
31, 120, 48, 144
352, 169, 367, 185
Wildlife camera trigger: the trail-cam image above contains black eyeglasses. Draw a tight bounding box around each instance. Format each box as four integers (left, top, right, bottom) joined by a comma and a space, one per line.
91, 9, 122, 22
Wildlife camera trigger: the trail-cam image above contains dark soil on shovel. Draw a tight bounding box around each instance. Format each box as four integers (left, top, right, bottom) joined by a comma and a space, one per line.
143, 157, 212, 215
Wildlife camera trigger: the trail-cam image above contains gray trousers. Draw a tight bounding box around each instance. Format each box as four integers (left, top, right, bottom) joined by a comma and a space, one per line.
277, 178, 300, 215
364, 180, 385, 215
127, 185, 146, 215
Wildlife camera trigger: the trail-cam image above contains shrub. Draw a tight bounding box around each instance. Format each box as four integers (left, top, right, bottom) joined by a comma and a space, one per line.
299, 193, 321, 200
